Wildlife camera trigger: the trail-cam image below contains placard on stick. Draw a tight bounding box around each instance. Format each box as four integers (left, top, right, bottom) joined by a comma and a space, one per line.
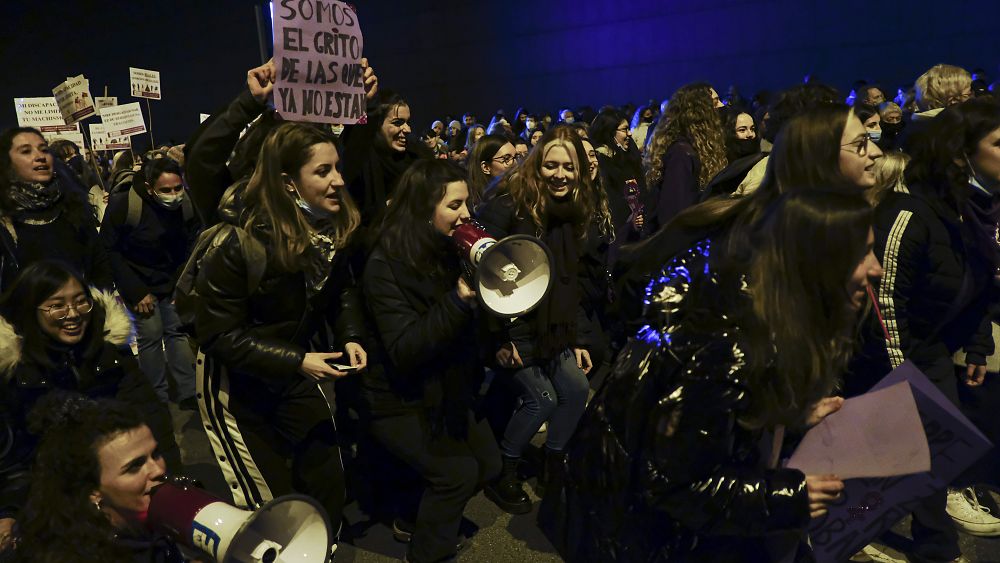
100, 102, 147, 137
14, 97, 79, 133
272, 0, 365, 124
52, 76, 96, 124
95, 96, 118, 115
130, 67, 161, 100
89, 123, 131, 151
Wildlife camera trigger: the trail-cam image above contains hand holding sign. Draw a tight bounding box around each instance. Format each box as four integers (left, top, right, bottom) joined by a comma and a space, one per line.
361, 57, 378, 101
247, 59, 276, 104
273, 0, 366, 124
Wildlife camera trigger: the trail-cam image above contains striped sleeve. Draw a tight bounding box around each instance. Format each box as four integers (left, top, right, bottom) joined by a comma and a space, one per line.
877, 210, 916, 368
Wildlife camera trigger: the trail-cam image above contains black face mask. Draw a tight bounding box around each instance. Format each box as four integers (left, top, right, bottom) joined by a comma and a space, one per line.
728, 137, 761, 160
66, 154, 86, 176
881, 121, 905, 138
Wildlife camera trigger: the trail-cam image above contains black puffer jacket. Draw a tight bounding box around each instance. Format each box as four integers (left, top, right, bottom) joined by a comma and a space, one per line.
848, 182, 997, 398
547, 238, 812, 563
361, 245, 484, 436
0, 291, 178, 519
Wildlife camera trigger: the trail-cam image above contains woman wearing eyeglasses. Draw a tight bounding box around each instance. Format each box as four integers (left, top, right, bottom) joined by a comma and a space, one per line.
0, 260, 179, 545
467, 134, 517, 209
618, 104, 884, 325
847, 97, 1000, 563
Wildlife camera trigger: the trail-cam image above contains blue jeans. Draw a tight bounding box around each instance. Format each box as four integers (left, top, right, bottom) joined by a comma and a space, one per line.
135, 297, 196, 403
500, 350, 590, 457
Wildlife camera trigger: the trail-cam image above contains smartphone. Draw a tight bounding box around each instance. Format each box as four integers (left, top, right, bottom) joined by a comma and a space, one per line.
326, 361, 360, 372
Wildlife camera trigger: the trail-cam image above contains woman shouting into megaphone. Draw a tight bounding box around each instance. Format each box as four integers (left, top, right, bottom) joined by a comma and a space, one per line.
361, 159, 501, 563
476, 125, 615, 514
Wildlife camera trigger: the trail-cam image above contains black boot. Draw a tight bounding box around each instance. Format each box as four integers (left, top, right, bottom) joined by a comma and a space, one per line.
485, 456, 532, 514
535, 447, 567, 498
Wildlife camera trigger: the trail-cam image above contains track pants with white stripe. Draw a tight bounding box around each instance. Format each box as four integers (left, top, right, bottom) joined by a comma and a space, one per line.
196, 352, 345, 531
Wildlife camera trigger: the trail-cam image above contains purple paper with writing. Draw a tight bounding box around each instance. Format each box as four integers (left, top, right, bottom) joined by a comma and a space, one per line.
272, 0, 365, 124
806, 361, 992, 563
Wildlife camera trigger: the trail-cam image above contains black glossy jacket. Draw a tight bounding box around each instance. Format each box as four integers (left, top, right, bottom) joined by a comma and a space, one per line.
551, 239, 812, 562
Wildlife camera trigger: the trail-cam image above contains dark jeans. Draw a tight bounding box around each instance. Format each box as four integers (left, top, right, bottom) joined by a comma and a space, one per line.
370, 411, 500, 563
500, 349, 590, 458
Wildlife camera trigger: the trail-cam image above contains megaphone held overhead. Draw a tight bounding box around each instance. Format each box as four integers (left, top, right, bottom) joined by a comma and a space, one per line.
452, 221, 554, 317
147, 480, 334, 563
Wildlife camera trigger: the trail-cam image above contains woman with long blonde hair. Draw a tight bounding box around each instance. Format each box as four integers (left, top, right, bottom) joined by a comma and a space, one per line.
192, 122, 367, 550
643, 82, 728, 229
476, 125, 613, 514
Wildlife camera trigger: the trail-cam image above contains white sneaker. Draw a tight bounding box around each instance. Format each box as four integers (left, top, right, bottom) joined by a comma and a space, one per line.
848, 544, 906, 563
946, 486, 1000, 537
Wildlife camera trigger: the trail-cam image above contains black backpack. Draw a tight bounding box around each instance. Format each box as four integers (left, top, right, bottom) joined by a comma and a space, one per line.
173, 223, 267, 336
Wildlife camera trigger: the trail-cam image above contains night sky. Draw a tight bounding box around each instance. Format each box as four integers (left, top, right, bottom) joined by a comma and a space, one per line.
4, 1, 263, 149
5, 1, 1000, 150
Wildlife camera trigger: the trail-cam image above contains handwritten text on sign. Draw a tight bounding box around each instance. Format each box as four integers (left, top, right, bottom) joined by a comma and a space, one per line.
100, 102, 147, 137
273, 0, 365, 124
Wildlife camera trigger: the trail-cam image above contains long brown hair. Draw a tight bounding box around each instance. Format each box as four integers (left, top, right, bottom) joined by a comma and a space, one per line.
241, 123, 360, 272
501, 125, 612, 239
744, 191, 872, 428
643, 83, 727, 189
666, 105, 856, 258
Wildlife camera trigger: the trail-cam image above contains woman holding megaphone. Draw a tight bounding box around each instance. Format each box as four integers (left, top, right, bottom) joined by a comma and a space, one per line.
0, 394, 184, 563
362, 159, 501, 563
476, 125, 614, 514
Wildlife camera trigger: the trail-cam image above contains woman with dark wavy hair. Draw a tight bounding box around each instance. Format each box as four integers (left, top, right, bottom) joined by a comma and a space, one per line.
849, 96, 1000, 563
643, 82, 727, 229
0, 127, 113, 292
1, 394, 179, 563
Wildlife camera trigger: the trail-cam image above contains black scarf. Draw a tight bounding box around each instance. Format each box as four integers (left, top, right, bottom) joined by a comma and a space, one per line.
535, 197, 584, 360
6, 174, 64, 216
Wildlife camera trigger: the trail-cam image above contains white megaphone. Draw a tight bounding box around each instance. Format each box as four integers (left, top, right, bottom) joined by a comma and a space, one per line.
452, 221, 554, 317
147, 479, 334, 563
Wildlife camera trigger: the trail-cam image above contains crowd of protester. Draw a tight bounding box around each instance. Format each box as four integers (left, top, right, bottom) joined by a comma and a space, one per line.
0, 58, 998, 563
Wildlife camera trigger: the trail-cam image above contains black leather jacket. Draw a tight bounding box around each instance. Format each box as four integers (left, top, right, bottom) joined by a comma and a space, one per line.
550, 238, 812, 562
192, 207, 366, 388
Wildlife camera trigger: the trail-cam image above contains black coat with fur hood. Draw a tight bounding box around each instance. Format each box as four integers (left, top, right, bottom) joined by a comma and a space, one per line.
0, 291, 178, 519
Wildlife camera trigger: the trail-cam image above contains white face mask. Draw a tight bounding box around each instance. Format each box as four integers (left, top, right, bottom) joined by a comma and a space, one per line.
154, 191, 184, 210
289, 185, 334, 221
967, 155, 996, 195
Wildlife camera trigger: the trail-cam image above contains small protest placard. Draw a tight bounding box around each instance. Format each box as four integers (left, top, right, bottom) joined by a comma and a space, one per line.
52, 76, 96, 124
130, 67, 161, 100
14, 97, 79, 133
95, 96, 118, 115
100, 102, 147, 137
272, 0, 365, 124
803, 361, 992, 563
90, 123, 131, 151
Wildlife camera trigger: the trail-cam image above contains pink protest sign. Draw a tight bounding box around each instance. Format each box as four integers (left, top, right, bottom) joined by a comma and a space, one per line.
272, 0, 365, 124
